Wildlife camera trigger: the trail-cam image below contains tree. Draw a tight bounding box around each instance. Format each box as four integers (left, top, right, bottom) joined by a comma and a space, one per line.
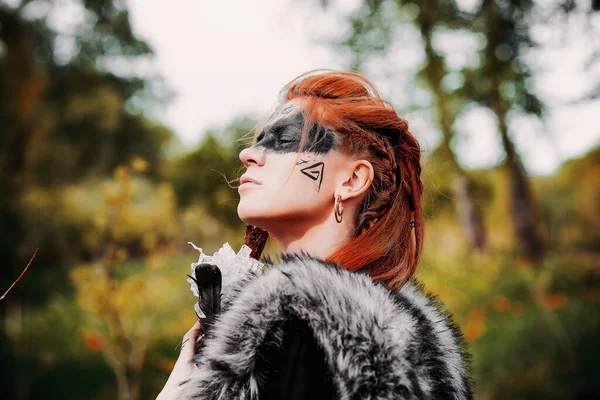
319, 0, 487, 251
414, 1, 487, 251
317, 0, 553, 259
0, 0, 173, 293
70, 161, 182, 400
0, 1, 173, 396
461, 0, 545, 261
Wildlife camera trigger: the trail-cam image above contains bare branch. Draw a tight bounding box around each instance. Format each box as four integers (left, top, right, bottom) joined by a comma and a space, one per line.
0, 248, 38, 301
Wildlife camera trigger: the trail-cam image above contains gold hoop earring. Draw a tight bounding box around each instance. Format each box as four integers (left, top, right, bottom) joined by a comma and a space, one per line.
334, 194, 344, 223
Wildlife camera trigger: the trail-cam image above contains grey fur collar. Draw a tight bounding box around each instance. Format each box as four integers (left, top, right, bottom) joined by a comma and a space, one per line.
184, 255, 472, 400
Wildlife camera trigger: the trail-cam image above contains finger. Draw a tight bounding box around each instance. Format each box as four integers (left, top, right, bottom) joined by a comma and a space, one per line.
182, 321, 202, 341
180, 321, 202, 356
190, 320, 201, 333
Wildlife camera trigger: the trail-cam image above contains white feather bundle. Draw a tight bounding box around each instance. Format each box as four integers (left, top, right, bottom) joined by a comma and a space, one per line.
187, 242, 264, 312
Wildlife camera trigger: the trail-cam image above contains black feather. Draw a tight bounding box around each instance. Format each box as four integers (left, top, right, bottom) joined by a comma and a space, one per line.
193, 263, 222, 352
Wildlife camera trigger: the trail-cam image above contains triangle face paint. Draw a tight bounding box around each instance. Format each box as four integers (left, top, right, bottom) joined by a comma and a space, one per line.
300, 162, 325, 192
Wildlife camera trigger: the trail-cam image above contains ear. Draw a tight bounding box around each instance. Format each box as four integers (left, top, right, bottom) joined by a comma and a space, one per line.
336, 160, 374, 201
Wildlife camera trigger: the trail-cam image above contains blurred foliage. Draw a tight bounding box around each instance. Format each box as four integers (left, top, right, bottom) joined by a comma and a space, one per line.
419, 146, 600, 399
167, 116, 255, 230
2, 144, 597, 399
417, 248, 600, 399
68, 162, 185, 400
535, 147, 600, 250
0, 0, 598, 399
0, 0, 175, 302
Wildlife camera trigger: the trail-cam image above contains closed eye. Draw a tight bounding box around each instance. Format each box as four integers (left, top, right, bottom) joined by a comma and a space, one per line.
279, 135, 296, 143
276, 125, 300, 143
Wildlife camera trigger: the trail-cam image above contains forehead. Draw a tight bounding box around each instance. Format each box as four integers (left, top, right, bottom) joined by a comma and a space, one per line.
268, 102, 296, 124
262, 104, 304, 132
256, 102, 338, 154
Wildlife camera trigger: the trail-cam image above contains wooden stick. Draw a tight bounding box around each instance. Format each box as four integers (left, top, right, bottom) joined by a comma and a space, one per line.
244, 225, 269, 260
0, 248, 38, 301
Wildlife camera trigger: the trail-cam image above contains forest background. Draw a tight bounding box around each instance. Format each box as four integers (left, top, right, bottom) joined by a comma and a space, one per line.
1, 0, 598, 399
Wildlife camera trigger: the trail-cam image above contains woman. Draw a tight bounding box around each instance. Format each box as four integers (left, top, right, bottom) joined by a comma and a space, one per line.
158, 71, 472, 399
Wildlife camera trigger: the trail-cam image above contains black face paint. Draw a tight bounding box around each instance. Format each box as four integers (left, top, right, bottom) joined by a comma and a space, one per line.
296, 157, 325, 192
254, 112, 337, 155
296, 158, 324, 192
299, 161, 325, 192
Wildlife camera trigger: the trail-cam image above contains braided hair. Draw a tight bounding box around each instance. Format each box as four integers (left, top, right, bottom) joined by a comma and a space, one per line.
280, 70, 424, 290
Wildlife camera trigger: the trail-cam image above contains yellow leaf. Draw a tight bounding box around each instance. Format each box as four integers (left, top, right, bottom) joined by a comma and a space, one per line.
114, 166, 129, 181
131, 157, 149, 172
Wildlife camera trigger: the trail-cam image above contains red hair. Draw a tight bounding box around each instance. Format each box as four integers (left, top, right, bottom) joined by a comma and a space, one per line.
278, 70, 424, 290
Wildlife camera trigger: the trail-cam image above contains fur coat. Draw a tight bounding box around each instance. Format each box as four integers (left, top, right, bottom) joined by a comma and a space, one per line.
183, 255, 473, 400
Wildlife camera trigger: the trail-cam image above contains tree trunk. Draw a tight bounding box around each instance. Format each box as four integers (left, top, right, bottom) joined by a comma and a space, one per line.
479, 0, 544, 262
419, 14, 488, 252
435, 123, 487, 252
453, 175, 487, 251
435, 104, 487, 252
128, 364, 142, 400
494, 98, 544, 262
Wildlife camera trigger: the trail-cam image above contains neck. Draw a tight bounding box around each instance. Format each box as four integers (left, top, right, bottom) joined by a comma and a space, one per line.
267, 213, 355, 260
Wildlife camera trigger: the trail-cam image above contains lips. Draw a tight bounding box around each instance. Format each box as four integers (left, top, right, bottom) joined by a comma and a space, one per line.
240, 175, 261, 186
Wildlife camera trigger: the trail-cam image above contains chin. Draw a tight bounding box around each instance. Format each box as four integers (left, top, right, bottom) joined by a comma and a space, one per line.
237, 202, 268, 227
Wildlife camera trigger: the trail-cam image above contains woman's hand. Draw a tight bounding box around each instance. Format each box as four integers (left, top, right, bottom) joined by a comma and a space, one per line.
156, 321, 201, 400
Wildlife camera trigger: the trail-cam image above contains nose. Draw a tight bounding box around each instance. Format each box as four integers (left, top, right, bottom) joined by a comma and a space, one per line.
239, 146, 266, 168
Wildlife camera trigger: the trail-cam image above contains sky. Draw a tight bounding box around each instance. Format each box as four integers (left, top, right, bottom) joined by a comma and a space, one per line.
125, 0, 599, 176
